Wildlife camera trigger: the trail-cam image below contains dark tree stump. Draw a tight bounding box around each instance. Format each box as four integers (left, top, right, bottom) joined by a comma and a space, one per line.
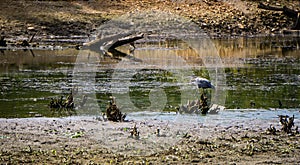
293, 13, 300, 30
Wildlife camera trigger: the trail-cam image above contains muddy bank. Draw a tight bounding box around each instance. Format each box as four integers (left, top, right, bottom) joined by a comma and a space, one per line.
0, 0, 299, 47
0, 113, 299, 164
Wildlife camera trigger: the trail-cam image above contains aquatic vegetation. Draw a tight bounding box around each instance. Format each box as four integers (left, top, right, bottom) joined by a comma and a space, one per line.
267, 115, 299, 135
199, 94, 210, 114
106, 96, 126, 122
49, 94, 74, 110
266, 125, 277, 135
48, 87, 87, 115
178, 94, 206, 114
279, 115, 296, 134
129, 124, 140, 139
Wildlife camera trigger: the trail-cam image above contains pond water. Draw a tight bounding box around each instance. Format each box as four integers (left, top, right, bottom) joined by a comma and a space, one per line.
0, 36, 300, 118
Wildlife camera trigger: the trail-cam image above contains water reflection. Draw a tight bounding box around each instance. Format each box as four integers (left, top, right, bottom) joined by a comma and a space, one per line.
0, 36, 300, 118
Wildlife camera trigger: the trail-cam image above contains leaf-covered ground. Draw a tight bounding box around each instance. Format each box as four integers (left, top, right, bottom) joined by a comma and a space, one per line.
0, 0, 299, 44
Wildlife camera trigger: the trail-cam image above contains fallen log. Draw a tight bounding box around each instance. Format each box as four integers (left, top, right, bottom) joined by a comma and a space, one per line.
83, 33, 131, 52
84, 32, 144, 53
258, 2, 299, 18
108, 33, 144, 50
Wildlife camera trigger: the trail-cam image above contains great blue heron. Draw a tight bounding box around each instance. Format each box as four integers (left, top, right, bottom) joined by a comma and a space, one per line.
191, 76, 215, 89
191, 76, 214, 96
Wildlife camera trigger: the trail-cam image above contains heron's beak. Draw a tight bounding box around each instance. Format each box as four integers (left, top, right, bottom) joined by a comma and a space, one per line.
189, 76, 196, 83
190, 79, 196, 85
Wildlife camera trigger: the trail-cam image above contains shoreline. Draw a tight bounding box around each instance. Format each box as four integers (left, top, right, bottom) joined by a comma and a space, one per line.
0, 33, 299, 51
1, 111, 300, 164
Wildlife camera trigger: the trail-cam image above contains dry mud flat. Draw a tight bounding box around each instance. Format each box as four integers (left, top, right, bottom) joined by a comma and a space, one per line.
0, 115, 300, 164
0, 0, 299, 45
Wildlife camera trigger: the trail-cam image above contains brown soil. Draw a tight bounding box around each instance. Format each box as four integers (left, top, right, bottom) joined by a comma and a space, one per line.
0, 0, 299, 46
0, 116, 299, 164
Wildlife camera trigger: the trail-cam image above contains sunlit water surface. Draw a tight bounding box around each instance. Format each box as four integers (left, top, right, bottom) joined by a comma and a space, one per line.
0, 36, 299, 122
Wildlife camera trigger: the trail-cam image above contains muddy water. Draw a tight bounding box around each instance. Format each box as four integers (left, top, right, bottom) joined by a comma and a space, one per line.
0, 36, 300, 118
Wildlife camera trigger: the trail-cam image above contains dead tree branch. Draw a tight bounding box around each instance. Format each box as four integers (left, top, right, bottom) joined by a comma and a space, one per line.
258, 2, 300, 30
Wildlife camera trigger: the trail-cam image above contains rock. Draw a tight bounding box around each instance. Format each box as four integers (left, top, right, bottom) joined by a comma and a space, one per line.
238, 23, 244, 29
208, 104, 225, 114
27, 26, 35, 30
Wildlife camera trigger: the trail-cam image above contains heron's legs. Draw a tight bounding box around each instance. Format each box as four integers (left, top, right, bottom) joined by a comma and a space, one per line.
198, 88, 212, 105
198, 88, 206, 98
